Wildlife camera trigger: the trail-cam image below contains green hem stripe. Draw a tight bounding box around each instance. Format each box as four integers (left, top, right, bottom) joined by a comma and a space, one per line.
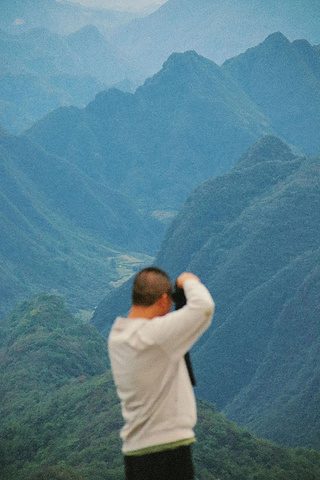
124, 437, 196, 456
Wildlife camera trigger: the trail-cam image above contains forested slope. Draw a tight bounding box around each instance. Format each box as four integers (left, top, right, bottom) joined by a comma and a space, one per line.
1, 293, 319, 480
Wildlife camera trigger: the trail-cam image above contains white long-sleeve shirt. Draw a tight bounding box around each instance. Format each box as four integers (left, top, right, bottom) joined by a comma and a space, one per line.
108, 279, 215, 453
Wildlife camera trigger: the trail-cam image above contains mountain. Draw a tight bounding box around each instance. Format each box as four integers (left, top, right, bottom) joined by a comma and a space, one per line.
4, 34, 320, 322
112, 0, 320, 78
0, 0, 137, 36
0, 71, 104, 134
224, 260, 320, 449
3, 1, 320, 133
66, 25, 136, 85
92, 136, 320, 449
1, 293, 320, 480
24, 35, 320, 214
157, 135, 320, 448
0, 128, 156, 319
0, 27, 136, 133
0, 292, 121, 479
25, 50, 271, 213
223, 32, 320, 156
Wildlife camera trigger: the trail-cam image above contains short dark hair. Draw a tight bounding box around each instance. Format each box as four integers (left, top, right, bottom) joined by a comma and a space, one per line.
132, 267, 172, 306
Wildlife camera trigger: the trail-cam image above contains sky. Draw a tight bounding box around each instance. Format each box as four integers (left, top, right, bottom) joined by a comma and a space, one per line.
61, 0, 167, 12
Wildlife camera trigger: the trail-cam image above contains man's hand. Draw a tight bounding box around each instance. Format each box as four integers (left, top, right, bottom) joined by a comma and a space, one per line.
176, 272, 200, 288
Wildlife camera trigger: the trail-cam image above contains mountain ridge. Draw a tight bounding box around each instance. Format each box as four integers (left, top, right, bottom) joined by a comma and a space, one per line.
223, 32, 320, 155
225, 255, 320, 448
25, 48, 273, 212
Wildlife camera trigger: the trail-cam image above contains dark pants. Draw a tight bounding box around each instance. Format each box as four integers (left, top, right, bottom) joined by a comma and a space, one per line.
124, 445, 195, 480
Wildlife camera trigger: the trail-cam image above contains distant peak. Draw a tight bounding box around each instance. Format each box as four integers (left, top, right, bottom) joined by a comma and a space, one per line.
292, 38, 312, 48
292, 38, 314, 55
167, 50, 200, 60
86, 87, 132, 114
162, 50, 201, 68
160, 50, 218, 74
263, 32, 290, 47
141, 50, 218, 93
236, 136, 295, 169
68, 25, 104, 42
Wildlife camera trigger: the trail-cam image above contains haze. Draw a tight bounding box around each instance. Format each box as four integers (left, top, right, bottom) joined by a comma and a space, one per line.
60, 0, 166, 12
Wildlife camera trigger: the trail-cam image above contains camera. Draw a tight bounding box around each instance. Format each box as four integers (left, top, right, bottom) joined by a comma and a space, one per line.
172, 282, 196, 386
172, 284, 186, 310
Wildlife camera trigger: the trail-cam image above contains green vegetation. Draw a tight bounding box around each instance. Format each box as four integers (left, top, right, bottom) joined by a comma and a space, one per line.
1, 293, 320, 480
0, 129, 155, 319
195, 403, 320, 480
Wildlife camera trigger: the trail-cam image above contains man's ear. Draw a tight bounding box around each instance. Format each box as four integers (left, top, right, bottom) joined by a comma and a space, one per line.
156, 293, 171, 312
157, 293, 168, 306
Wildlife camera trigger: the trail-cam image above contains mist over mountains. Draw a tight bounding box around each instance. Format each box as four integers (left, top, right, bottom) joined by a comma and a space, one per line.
111, 0, 320, 77
2, 0, 320, 134
0, 26, 136, 133
0, 0, 137, 36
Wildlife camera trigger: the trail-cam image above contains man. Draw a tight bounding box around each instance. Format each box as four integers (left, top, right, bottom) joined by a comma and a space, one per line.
108, 267, 215, 480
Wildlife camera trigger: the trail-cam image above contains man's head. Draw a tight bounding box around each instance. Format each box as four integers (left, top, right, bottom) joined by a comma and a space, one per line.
132, 267, 172, 307
128, 267, 173, 318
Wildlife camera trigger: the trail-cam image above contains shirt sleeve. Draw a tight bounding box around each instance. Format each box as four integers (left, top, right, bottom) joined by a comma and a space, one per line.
138, 279, 215, 360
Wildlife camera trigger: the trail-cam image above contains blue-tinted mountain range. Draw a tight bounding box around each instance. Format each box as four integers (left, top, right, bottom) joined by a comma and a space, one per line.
2, 32, 320, 324
0, 20, 319, 451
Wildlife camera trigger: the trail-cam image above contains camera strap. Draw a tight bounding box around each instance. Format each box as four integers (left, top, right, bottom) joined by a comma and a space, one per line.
184, 351, 196, 387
